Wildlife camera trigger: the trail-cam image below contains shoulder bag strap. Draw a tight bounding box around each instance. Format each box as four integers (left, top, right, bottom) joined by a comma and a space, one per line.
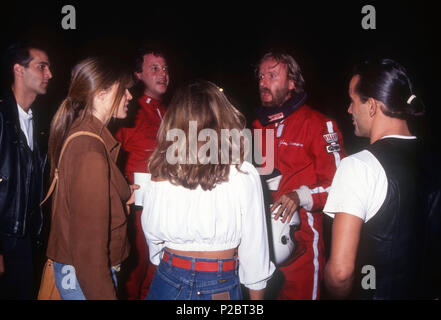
40, 131, 105, 206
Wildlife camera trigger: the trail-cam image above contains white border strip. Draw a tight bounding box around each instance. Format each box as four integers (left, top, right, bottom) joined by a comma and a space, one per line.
326, 121, 341, 168
306, 211, 319, 300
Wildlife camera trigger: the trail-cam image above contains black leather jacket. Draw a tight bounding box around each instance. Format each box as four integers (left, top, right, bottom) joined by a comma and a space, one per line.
0, 93, 46, 252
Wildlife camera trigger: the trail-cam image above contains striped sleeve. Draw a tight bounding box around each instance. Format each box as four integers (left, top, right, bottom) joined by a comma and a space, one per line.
300, 119, 345, 212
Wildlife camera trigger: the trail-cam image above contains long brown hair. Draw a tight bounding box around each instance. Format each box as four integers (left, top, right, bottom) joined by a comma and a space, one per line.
149, 80, 247, 191
48, 57, 133, 178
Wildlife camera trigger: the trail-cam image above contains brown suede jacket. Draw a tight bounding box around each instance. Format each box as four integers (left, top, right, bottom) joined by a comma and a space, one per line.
46, 114, 131, 300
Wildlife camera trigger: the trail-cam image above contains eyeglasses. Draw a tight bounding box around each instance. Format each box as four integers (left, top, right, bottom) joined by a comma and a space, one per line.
150, 64, 168, 73
257, 71, 279, 81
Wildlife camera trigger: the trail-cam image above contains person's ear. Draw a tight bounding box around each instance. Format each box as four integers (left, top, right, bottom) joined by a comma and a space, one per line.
368, 98, 378, 118
134, 71, 142, 81
288, 79, 295, 91
96, 90, 106, 101
13, 64, 25, 78
95, 88, 110, 104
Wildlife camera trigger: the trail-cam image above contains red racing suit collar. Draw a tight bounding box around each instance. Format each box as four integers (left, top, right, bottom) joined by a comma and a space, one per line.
256, 92, 307, 126
138, 95, 162, 112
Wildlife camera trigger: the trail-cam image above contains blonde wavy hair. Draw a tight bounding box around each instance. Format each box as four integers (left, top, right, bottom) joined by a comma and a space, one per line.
148, 80, 247, 190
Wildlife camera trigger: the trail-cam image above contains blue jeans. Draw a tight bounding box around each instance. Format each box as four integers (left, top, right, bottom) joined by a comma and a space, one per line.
146, 250, 242, 300
53, 262, 118, 300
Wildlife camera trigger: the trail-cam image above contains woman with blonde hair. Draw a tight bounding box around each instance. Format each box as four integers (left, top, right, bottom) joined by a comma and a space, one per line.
141, 80, 275, 300
45, 57, 135, 299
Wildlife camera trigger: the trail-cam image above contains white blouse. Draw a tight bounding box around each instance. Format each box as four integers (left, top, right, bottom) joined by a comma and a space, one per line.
141, 161, 275, 290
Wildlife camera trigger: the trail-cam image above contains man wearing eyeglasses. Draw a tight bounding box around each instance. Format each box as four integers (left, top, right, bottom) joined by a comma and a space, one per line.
115, 45, 169, 300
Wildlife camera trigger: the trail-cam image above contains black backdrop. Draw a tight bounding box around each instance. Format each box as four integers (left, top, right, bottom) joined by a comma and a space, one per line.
1, 0, 440, 154
1, 0, 441, 307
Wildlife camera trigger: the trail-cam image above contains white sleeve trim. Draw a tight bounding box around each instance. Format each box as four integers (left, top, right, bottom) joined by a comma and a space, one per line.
324, 206, 367, 221
244, 278, 270, 290
295, 185, 313, 211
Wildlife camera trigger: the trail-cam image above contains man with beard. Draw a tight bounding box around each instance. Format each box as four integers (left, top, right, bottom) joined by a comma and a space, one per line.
115, 45, 169, 300
252, 50, 345, 300
0, 42, 53, 299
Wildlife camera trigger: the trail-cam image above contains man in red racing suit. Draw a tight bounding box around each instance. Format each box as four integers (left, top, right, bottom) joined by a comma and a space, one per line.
253, 50, 345, 300
115, 46, 169, 299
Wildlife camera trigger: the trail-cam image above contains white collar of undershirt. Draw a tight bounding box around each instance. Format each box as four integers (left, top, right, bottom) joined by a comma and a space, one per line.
380, 135, 417, 140
17, 103, 33, 120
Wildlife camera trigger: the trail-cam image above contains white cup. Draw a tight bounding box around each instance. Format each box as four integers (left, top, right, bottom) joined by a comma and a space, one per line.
133, 172, 151, 206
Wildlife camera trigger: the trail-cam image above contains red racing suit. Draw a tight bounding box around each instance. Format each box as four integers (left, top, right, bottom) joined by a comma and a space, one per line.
115, 95, 166, 299
253, 104, 345, 300
116, 95, 166, 184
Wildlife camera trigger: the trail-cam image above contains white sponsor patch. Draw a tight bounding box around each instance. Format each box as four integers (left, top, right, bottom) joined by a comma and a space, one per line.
326, 143, 341, 153
268, 112, 284, 122
276, 123, 284, 138
323, 132, 339, 144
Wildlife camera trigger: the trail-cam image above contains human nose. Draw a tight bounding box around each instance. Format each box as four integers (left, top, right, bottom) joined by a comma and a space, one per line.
259, 76, 267, 88
158, 66, 167, 76
348, 103, 353, 114
162, 71, 169, 80
46, 68, 53, 80
126, 89, 133, 101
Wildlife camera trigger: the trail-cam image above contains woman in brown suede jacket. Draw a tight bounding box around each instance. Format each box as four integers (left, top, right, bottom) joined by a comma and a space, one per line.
45, 57, 136, 299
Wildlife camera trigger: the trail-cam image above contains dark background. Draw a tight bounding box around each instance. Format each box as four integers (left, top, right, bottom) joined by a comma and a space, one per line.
1, 0, 440, 155
1, 0, 440, 302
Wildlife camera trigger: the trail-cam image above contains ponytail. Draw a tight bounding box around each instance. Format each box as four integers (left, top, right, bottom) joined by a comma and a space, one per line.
380, 92, 426, 119
48, 96, 88, 179
354, 58, 426, 120
403, 94, 425, 117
